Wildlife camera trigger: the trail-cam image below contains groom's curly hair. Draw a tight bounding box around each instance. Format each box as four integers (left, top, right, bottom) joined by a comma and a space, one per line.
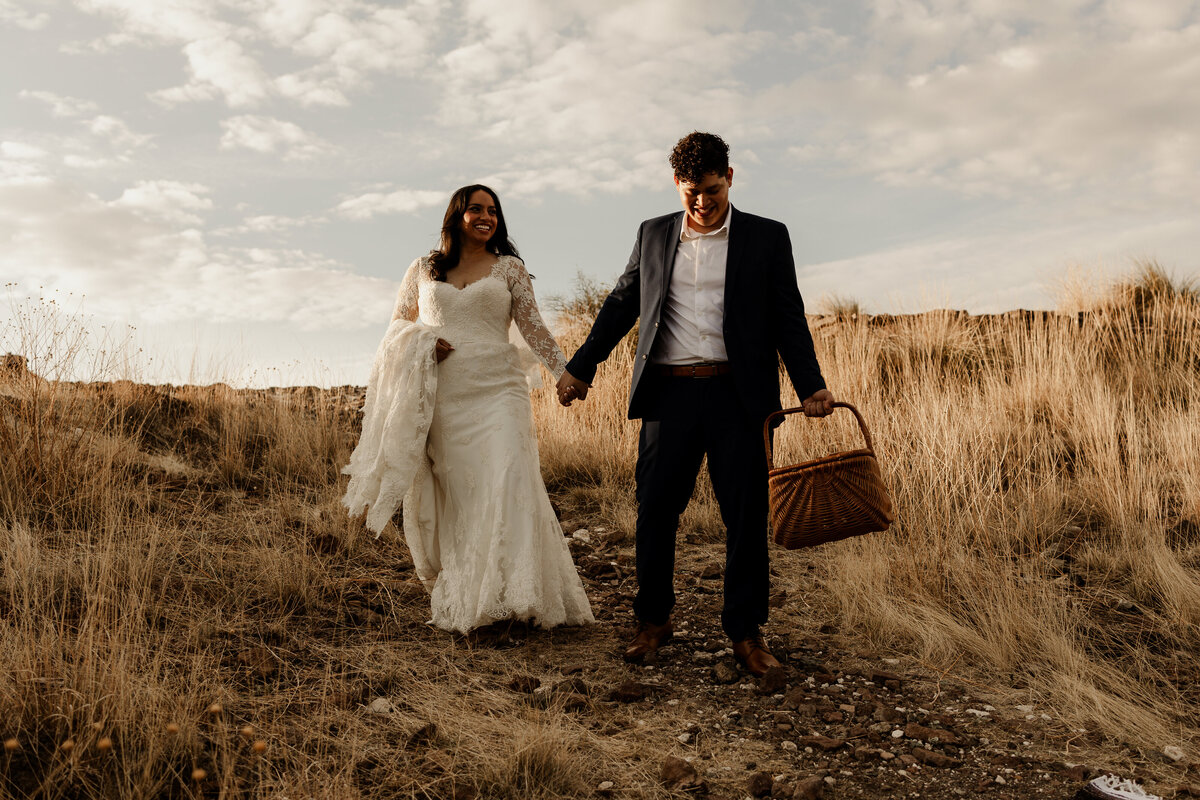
669, 132, 730, 184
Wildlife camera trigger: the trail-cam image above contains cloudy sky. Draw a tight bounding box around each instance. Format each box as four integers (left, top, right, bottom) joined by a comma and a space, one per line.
2, 0, 1197, 385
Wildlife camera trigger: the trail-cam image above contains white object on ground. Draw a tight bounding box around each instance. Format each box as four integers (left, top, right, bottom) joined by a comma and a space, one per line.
1082, 774, 1163, 800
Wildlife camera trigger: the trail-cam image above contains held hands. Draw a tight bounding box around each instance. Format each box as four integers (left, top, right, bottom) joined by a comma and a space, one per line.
435, 338, 454, 363
556, 371, 591, 406
801, 388, 835, 417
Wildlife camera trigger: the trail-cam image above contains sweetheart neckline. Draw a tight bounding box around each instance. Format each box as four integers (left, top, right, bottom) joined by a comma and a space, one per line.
437, 273, 503, 293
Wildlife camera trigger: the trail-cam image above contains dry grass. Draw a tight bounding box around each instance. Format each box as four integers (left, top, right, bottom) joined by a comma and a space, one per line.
2, 264, 1198, 797
534, 263, 1200, 752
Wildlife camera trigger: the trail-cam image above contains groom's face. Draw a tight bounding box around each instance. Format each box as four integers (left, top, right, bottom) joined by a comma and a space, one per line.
675, 168, 733, 234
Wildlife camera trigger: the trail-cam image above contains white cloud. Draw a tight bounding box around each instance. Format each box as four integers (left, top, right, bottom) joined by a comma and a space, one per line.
87, 115, 154, 149
219, 115, 332, 160
63, 154, 113, 169
433, 0, 762, 193
165, 36, 274, 108
76, 0, 231, 43
0, 177, 395, 330
1, 141, 47, 160
218, 214, 316, 234
799, 213, 1200, 314
0, 0, 48, 30
78, 0, 440, 108
19, 90, 101, 118
766, 2, 1200, 202
111, 180, 213, 226
334, 187, 446, 219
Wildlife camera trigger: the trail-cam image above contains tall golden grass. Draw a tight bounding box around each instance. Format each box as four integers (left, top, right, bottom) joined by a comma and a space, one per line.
536, 262, 1200, 750
1, 263, 1197, 797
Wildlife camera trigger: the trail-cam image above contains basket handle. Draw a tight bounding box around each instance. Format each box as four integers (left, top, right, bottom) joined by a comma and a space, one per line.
763, 401, 876, 469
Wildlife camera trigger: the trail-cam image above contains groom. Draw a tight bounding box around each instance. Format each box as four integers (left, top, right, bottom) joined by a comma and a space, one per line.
556, 132, 834, 677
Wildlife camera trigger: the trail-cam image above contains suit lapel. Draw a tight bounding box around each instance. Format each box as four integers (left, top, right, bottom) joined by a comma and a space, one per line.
723, 205, 745, 322
659, 212, 684, 303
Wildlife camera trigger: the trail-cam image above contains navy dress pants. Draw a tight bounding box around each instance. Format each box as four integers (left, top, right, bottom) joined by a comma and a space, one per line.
632, 373, 770, 642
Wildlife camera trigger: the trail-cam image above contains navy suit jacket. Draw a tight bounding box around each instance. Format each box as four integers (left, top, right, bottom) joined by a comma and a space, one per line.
565, 206, 826, 421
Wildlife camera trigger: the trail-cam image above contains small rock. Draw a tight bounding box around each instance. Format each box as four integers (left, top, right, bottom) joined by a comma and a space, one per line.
660, 756, 700, 790
366, 697, 394, 714
781, 741, 798, 752
758, 666, 789, 694
1062, 764, 1093, 781
713, 661, 740, 684
798, 735, 846, 752
1163, 745, 1186, 763
870, 669, 903, 685
698, 563, 722, 579
677, 733, 692, 744
905, 723, 959, 744
879, 750, 896, 761
748, 770, 773, 797
792, 775, 824, 800
597, 780, 615, 796
608, 681, 653, 703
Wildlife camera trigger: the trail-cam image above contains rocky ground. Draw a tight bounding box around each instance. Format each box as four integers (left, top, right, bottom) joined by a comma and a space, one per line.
438, 519, 1200, 800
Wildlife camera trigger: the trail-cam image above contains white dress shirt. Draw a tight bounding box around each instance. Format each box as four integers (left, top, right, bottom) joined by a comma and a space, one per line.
651, 208, 731, 365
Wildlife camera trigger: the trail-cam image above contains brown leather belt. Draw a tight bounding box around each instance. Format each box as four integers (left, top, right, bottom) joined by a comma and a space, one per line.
654, 362, 732, 378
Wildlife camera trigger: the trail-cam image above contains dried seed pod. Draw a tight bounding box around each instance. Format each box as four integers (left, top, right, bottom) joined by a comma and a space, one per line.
206, 703, 223, 716
97, 737, 113, 752
166, 723, 180, 735
239, 725, 254, 740
3, 738, 18, 752
252, 740, 267, 754
60, 740, 75, 753
191, 768, 207, 782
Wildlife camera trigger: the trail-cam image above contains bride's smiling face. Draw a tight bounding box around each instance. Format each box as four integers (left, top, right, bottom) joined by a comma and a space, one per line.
461, 189, 498, 248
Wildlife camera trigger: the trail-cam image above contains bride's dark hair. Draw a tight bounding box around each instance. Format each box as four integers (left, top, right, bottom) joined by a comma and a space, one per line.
428, 184, 521, 281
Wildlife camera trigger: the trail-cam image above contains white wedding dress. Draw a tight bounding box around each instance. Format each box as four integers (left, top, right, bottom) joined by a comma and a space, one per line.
342, 254, 595, 633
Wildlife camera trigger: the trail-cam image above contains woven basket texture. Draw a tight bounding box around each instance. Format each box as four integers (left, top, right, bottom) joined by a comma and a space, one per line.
765, 402, 895, 550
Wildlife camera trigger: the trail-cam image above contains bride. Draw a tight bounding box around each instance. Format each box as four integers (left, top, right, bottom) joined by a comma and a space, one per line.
342, 184, 594, 634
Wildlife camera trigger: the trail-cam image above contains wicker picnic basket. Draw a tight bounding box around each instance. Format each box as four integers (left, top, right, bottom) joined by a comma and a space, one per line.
763, 401, 894, 550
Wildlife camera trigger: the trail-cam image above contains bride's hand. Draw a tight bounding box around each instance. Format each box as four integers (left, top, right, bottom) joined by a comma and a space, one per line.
435, 338, 454, 363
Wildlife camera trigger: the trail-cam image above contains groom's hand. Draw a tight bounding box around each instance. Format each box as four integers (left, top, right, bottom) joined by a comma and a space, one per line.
556, 371, 591, 406
801, 388, 835, 417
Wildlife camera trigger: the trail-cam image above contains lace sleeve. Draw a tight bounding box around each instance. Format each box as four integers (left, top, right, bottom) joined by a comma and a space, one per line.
502, 257, 567, 380
392, 257, 425, 322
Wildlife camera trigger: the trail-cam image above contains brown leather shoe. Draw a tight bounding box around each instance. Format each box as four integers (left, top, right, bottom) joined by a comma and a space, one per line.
732, 634, 782, 677
622, 619, 673, 663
